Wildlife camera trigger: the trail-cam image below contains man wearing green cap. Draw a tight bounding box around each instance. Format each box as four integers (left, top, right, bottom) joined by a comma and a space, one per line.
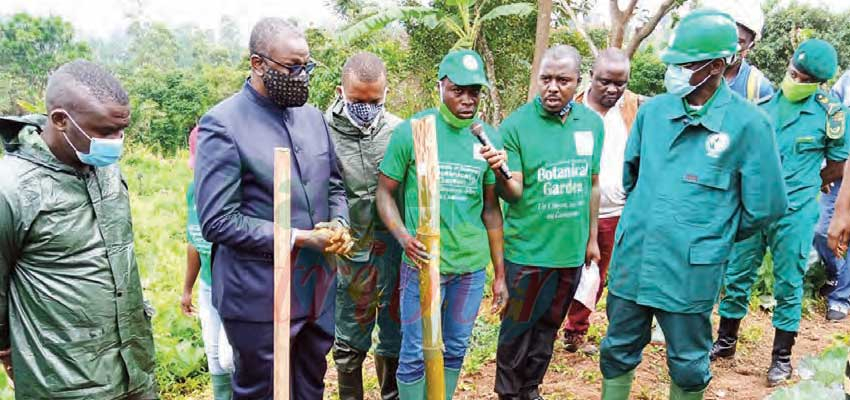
481, 45, 603, 400
598, 9, 786, 400
376, 49, 506, 400
714, 38, 850, 386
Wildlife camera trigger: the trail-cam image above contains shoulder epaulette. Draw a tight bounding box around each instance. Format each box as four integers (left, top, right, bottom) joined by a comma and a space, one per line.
816, 91, 846, 140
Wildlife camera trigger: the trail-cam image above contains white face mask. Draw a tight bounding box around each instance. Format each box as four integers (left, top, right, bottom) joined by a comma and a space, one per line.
664, 61, 713, 98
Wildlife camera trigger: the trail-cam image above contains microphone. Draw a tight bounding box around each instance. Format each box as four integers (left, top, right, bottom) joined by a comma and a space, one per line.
471, 122, 512, 180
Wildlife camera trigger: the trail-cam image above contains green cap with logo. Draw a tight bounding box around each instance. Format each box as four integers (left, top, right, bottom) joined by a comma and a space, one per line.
660, 8, 738, 65
791, 39, 838, 82
438, 49, 490, 87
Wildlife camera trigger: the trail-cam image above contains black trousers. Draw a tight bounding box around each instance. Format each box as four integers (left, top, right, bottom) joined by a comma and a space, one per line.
223, 317, 334, 400
495, 261, 581, 399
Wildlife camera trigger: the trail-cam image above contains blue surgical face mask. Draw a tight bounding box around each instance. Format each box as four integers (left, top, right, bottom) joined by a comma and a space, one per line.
342, 87, 386, 130
664, 61, 713, 98
55, 110, 124, 167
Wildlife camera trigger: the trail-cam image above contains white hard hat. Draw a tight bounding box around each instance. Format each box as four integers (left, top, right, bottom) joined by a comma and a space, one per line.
706, 1, 765, 42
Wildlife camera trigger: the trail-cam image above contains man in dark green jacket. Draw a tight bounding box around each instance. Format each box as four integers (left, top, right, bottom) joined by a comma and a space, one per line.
598, 10, 786, 400
714, 38, 849, 386
326, 52, 403, 400
0, 61, 157, 399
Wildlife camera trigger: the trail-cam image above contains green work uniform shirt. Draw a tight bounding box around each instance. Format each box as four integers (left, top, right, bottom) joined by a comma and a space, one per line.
501, 97, 604, 267
379, 108, 498, 275
608, 83, 788, 314
762, 89, 850, 210
187, 180, 212, 286
0, 115, 158, 399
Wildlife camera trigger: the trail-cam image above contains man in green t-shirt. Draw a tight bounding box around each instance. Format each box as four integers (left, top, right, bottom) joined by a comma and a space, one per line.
376, 49, 506, 400
482, 45, 604, 400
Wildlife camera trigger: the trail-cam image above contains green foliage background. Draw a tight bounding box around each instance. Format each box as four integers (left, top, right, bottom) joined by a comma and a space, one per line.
751, 2, 850, 85
2, 1, 850, 397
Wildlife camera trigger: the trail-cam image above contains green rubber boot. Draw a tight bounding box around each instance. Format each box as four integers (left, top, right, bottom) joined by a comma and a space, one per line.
397, 377, 425, 400
444, 368, 461, 400
601, 370, 635, 400
669, 382, 705, 400
210, 373, 232, 400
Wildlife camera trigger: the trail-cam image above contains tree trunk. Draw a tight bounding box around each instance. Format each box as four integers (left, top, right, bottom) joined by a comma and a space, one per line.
608, 0, 638, 48
528, 0, 552, 101
624, 0, 678, 58
478, 32, 503, 124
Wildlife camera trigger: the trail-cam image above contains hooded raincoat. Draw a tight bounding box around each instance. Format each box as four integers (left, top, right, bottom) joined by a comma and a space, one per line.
0, 115, 158, 399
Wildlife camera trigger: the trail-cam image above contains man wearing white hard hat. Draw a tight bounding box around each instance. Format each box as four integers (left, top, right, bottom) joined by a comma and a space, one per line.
711, 1, 775, 102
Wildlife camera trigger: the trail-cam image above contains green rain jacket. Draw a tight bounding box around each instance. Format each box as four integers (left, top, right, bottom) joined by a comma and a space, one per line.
0, 115, 158, 399
608, 83, 788, 314
326, 98, 402, 263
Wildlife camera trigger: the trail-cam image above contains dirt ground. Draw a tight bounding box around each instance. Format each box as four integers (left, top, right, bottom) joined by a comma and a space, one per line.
322, 305, 850, 400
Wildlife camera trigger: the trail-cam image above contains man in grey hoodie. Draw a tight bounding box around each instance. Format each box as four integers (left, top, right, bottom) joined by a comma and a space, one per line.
326, 52, 404, 400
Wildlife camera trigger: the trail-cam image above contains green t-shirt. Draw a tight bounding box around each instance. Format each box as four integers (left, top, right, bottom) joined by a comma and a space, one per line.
186, 181, 212, 285
379, 108, 498, 274
500, 97, 605, 267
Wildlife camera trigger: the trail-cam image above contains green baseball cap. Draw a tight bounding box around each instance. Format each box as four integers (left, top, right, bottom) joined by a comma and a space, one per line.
660, 8, 738, 65
438, 50, 490, 87
792, 39, 838, 82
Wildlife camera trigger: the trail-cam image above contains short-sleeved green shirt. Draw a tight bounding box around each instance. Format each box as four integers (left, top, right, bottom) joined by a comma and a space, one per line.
501, 97, 604, 267
187, 181, 212, 286
379, 108, 497, 274
762, 90, 850, 210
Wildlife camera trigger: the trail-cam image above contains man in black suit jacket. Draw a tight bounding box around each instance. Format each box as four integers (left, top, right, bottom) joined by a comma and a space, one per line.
195, 17, 350, 400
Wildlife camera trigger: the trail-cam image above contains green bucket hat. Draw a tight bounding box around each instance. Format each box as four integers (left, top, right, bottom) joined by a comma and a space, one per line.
791, 39, 838, 82
660, 8, 738, 65
438, 50, 490, 87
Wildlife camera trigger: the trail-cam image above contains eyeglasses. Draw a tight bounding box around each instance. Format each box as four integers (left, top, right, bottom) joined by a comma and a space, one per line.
255, 53, 316, 76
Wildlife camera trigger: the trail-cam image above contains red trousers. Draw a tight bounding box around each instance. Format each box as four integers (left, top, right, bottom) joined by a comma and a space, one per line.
563, 215, 620, 335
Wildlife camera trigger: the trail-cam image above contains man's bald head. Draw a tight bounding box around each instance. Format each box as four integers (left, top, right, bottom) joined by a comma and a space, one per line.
589, 48, 631, 109
538, 45, 582, 114
541, 45, 582, 75
338, 52, 388, 105
592, 48, 630, 75
249, 17, 304, 56
342, 52, 387, 86
45, 60, 128, 112
43, 60, 130, 169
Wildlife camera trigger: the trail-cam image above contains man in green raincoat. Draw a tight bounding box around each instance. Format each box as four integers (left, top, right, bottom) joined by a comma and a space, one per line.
713, 39, 849, 386
598, 9, 786, 400
326, 52, 403, 400
0, 60, 157, 399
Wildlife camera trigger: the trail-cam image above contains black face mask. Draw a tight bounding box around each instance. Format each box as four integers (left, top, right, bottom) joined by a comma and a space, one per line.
262, 68, 309, 108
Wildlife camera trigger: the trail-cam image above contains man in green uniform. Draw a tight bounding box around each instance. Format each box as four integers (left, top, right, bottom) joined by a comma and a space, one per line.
481, 45, 603, 400
598, 10, 786, 400
376, 49, 506, 400
326, 52, 403, 400
0, 60, 158, 398
713, 39, 849, 386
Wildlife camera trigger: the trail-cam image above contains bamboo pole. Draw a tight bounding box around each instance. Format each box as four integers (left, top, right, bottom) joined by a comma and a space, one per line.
411, 115, 445, 399
273, 148, 292, 400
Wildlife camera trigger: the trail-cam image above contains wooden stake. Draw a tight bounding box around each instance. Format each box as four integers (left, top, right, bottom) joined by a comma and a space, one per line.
411, 115, 445, 399
273, 148, 291, 400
